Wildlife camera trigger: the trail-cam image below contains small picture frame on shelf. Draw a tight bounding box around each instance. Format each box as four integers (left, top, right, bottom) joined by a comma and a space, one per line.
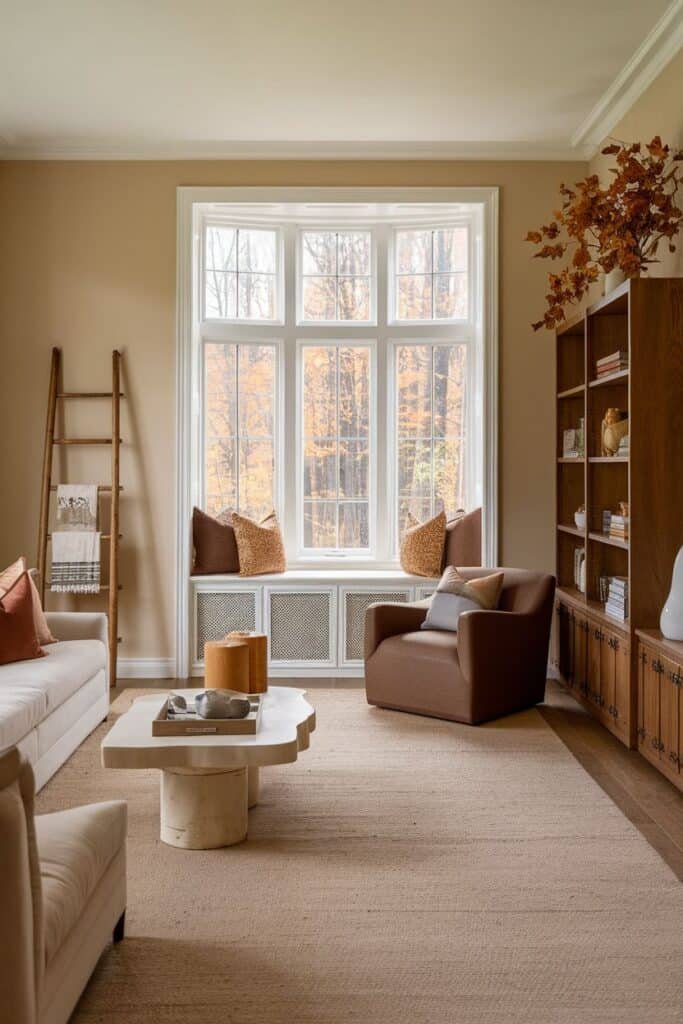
563, 429, 579, 458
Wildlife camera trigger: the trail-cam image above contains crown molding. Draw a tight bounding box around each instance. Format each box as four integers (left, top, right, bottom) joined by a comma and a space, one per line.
0, 138, 590, 162
572, 0, 683, 154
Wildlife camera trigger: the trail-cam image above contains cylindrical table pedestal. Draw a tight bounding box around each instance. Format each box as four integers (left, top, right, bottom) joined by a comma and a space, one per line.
160, 766, 248, 849
248, 766, 260, 808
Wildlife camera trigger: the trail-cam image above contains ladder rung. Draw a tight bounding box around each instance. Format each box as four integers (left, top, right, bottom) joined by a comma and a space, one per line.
53, 438, 120, 446
57, 392, 125, 399
47, 534, 122, 541
49, 485, 123, 492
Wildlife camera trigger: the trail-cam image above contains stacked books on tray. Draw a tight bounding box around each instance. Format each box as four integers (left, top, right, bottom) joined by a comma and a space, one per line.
609, 514, 629, 542
605, 576, 628, 622
596, 350, 628, 378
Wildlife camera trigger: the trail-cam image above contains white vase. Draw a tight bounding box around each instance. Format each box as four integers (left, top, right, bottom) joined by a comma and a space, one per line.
604, 268, 626, 294
660, 546, 683, 641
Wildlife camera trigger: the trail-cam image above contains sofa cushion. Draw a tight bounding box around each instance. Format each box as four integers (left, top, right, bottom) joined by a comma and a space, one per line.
0, 639, 106, 714
0, 685, 47, 751
36, 800, 127, 966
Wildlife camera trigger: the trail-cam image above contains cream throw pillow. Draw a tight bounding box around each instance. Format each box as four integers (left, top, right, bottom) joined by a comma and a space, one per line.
399, 511, 446, 578
0, 557, 55, 645
232, 511, 286, 577
422, 567, 505, 631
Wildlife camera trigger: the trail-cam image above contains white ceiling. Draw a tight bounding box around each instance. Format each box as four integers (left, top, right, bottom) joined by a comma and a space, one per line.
0, 0, 679, 160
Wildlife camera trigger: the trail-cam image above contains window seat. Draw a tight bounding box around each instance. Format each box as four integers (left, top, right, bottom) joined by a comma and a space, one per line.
190, 570, 438, 677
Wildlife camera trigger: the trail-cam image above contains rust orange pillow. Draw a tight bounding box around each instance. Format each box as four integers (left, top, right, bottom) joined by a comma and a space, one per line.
232, 511, 286, 577
400, 511, 446, 578
0, 572, 46, 665
0, 557, 55, 645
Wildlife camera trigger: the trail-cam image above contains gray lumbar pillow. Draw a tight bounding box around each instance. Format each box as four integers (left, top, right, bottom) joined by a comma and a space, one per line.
421, 566, 504, 632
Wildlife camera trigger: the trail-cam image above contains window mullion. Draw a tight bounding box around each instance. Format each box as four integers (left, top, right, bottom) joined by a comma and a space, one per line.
234, 344, 240, 512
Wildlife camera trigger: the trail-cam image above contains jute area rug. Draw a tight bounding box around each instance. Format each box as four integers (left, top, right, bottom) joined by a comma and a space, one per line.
37, 688, 682, 1024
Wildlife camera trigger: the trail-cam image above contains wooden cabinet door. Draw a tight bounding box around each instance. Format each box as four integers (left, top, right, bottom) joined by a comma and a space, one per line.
659, 654, 681, 778
558, 602, 573, 687
587, 622, 603, 711
638, 646, 661, 764
599, 629, 616, 726
573, 611, 588, 697
612, 635, 630, 743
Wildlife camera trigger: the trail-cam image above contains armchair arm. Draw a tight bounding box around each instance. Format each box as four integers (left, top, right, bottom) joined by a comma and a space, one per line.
364, 601, 429, 661
45, 612, 108, 647
457, 608, 549, 689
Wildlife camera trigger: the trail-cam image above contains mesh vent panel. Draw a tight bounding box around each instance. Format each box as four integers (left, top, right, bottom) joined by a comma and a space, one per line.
196, 591, 257, 659
345, 591, 411, 661
270, 591, 331, 662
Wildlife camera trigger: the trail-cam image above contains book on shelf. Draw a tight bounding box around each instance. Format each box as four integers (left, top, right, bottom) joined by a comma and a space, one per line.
604, 576, 628, 620
609, 515, 629, 540
596, 351, 629, 377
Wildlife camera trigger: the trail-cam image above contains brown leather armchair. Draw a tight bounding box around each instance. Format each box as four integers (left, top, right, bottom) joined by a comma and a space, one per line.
364, 568, 556, 725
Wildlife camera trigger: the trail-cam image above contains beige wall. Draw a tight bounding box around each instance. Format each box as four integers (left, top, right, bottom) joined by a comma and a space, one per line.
4, 122, 678, 663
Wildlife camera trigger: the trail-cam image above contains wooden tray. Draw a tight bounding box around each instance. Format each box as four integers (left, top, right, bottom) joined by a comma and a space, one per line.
152, 695, 263, 736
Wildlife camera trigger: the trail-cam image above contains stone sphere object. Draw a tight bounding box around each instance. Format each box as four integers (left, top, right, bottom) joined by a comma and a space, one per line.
195, 691, 252, 720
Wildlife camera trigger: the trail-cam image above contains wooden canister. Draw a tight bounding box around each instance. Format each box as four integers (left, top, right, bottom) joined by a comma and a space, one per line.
204, 640, 250, 692
224, 631, 268, 693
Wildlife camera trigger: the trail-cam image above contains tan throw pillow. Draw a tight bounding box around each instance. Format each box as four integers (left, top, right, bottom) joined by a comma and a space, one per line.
399, 511, 446, 578
422, 567, 504, 631
232, 511, 286, 577
0, 557, 56, 645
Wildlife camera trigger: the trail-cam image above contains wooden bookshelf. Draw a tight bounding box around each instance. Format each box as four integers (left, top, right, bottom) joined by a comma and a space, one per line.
553, 278, 683, 758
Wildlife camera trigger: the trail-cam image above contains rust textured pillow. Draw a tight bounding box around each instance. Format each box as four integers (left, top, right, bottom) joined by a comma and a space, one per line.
192, 507, 240, 574
232, 511, 286, 577
399, 511, 446, 578
0, 557, 55, 645
0, 572, 45, 665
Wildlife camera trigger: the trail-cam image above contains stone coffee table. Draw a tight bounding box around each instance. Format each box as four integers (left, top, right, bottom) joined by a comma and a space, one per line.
101, 686, 315, 849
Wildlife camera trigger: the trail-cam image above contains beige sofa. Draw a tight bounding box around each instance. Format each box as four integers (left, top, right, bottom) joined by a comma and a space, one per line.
0, 747, 127, 1024
0, 612, 109, 791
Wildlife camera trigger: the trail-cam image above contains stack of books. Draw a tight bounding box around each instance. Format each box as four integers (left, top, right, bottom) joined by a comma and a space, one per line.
596, 351, 628, 378
602, 510, 612, 534
605, 576, 628, 622
609, 514, 629, 542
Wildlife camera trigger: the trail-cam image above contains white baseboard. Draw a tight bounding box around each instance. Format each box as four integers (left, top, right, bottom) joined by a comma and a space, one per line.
117, 658, 176, 679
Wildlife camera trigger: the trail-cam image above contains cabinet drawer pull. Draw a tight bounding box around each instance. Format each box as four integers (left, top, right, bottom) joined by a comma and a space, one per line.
639, 650, 647, 665
652, 659, 664, 674
636, 726, 646, 739
669, 752, 680, 766
666, 669, 682, 687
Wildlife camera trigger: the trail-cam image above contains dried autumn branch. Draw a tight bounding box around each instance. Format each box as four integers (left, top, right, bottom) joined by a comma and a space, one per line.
526, 137, 683, 330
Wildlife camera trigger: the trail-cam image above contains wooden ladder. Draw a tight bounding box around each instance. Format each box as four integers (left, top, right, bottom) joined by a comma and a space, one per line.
37, 347, 123, 687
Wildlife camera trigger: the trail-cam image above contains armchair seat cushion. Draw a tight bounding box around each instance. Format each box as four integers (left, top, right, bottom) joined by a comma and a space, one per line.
0, 685, 47, 750
381, 629, 460, 665
36, 799, 127, 966
0, 639, 106, 713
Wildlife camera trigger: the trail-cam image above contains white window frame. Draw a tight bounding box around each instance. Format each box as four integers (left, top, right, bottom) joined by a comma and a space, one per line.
295, 338, 377, 560
296, 227, 377, 327
201, 219, 285, 326
200, 338, 284, 521
388, 221, 473, 326
176, 187, 499, 679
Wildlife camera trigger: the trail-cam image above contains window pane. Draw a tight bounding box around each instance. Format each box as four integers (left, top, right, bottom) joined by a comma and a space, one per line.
338, 232, 371, 275
238, 439, 274, 519
398, 439, 432, 498
304, 501, 337, 548
238, 229, 276, 274
338, 277, 370, 321
397, 275, 432, 320
398, 498, 432, 536
339, 441, 369, 498
204, 270, 237, 319
433, 345, 466, 437
303, 347, 337, 437
238, 273, 276, 320
434, 439, 466, 518
339, 346, 370, 438
302, 276, 337, 321
302, 231, 336, 275
205, 226, 236, 271
434, 227, 467, 273
205, 343, 237, 439
397, 345, 431, 436
339, 503, 369, 548
435, 273, 467, 319
396, 230, 432, 274
205, 438, 236, 518
303, 439, 337, 499
237, 345, 275, 437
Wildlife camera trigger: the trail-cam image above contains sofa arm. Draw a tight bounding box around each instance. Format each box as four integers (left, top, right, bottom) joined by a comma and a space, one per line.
45, 612, 108, 648
457, 608, 549, 689
364, 601, 429, 661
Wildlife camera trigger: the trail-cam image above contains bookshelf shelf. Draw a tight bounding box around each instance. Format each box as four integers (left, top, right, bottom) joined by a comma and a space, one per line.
554, 278, 683, 757
588, 531, 629, 550
589, 369, 629, 388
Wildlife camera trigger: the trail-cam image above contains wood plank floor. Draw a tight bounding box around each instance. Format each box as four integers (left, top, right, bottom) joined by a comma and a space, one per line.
113, 676, 683, 880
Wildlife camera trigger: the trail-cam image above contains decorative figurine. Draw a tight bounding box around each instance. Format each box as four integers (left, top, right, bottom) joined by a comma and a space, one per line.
195, 690, 251, 720
601, 408, 629, 456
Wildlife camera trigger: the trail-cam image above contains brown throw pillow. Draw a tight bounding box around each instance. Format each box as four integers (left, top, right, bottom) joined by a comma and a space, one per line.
232, 510, 286, 577
442, 507, 482, 570
399, 511, 446, 578
192, 507, 240, 574
0, 572, 46, 665
0, 557, 55, 645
